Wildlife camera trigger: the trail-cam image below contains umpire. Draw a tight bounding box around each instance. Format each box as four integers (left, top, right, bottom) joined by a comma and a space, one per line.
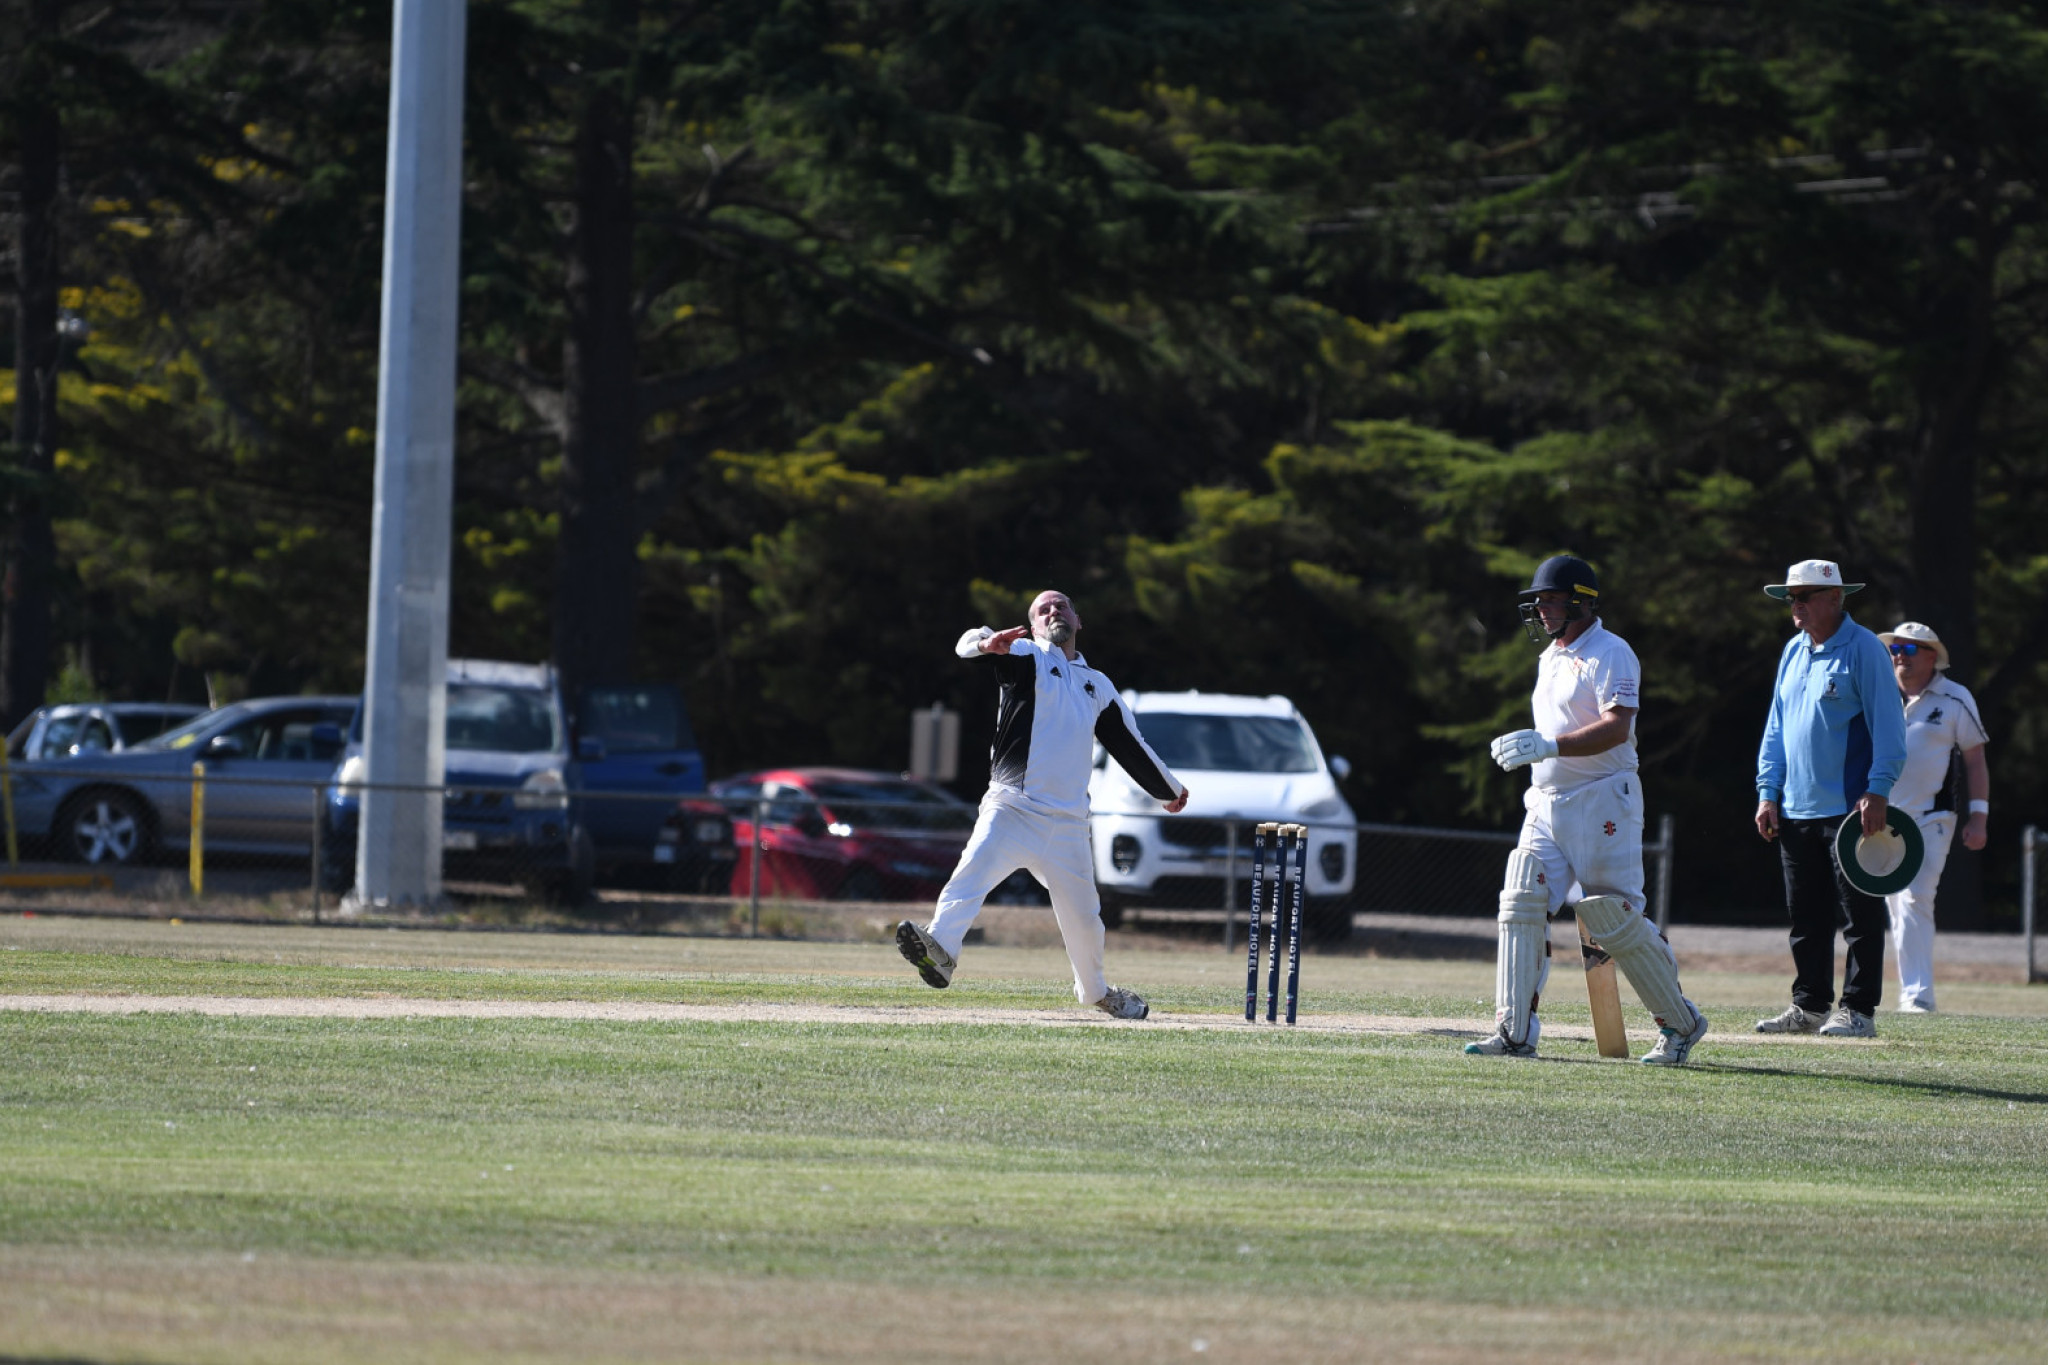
1753, 559, 1907, 1038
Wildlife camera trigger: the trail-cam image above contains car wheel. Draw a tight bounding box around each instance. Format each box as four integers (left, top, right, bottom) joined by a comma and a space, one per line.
63, 790, 152, 865
1096, 887, 1127, 930
837, 867, 887, 903
317, 831, 356, 894
988, 869, 1048, 906
530, 826, 596, 908
1302, 896, 1354, 945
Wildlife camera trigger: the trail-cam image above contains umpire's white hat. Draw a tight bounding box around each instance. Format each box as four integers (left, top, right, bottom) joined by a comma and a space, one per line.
1763, 559, 1864, 599
1878, 621, 1951, 671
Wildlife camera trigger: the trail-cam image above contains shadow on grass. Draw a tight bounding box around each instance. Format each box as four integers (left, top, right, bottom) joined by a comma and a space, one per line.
1402, 1037, 2048, 1104
1688, 1059, 2048, 1106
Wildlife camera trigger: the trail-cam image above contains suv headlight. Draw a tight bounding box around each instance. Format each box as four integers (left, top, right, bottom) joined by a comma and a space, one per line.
514, 767, 569, 810
1299, 797, 1346, 819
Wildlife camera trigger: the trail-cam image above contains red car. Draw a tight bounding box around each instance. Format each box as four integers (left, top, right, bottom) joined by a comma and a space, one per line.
710, 768, 978, 903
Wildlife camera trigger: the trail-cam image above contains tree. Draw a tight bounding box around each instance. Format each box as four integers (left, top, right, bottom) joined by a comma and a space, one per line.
2, 0, 65, 727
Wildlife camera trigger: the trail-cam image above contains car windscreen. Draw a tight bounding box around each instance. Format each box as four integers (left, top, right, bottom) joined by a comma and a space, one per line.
115, 709, 201, 743
578, 685, 696, 754
1135, 714, 1320, 773
808, 780, 976, 832
148, 706, 250, 750
447, 685, 559, 753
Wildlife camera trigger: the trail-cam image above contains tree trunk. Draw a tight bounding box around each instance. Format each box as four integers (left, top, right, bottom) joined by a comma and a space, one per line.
552, 0, 641, 701
3, 0, 63, 730
1903, 257, 1996, 929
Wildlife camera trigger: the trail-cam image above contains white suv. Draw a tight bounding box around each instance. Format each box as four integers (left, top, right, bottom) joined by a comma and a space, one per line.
1088, 691, 1356, 937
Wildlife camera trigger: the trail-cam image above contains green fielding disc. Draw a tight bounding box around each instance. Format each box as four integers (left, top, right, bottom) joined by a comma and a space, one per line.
1835, 806, 1927, 897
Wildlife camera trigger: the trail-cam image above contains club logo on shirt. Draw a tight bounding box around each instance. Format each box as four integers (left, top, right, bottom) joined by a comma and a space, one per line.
1049, 666, 1061, 677
1603, 821, 1617, 836
1084, 681, 1096, 696
1824, 678, 1839, 699
1926, 706, 1943, 724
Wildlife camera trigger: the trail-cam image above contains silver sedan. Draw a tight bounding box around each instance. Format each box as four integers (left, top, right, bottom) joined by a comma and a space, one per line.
6, 695, 355, 864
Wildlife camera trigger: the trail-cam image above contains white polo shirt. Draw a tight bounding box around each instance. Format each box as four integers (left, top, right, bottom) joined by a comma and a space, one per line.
1529, 618, 1640, 793
1889, 676, 1989, 815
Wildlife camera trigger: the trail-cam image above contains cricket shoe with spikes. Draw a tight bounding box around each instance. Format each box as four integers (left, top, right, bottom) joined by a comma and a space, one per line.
1093, 986, 1150, 1020
895, 921, 955, 989
1464, 1017, 1540, 1057
1639, 1002, 1708, 1066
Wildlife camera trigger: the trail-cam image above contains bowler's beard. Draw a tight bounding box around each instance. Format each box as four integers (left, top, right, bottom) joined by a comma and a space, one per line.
1043, 620, 1075, 647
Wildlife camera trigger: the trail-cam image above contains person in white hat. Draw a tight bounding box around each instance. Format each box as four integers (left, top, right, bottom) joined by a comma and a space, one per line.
1875, 622, 1989, 1012
1753, 559, 1907, 1038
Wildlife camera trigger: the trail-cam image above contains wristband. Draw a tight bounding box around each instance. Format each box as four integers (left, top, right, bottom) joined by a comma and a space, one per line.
1969, 799, 1990, 815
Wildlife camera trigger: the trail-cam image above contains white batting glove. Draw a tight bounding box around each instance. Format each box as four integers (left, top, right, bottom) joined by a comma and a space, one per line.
1489, 729, 1557, 771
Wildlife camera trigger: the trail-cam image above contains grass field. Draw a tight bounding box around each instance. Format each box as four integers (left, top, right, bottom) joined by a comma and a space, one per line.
4, 913, 2046, 1364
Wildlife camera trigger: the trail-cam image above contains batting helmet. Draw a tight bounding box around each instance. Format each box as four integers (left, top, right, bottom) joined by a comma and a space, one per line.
1517, 555, 1600, 644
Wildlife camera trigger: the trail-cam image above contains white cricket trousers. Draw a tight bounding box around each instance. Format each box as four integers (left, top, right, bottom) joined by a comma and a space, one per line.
1885, 811, 1954, 1011
926, 797, 1109, 1005
1517, 770, 1646, 915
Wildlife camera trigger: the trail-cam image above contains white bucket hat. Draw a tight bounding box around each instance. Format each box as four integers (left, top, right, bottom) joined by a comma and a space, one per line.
1878, 621, 1950, 671
1762, 559, 1865, 600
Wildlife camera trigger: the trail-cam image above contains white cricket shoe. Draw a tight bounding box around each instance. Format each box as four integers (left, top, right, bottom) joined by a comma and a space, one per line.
1817, 1006, 1877, 1038
1897, 998, 1936, 1014
1640, 1002, 1708, 1066
1463, 1017, 1540, 1057
1093, 986, 1150, 1019
1754, 1003, 1825, 1034
895, 921, 955, 989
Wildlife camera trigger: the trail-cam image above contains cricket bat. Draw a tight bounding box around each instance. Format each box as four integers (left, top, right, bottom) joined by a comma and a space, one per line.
1577, 913, 1630, 1058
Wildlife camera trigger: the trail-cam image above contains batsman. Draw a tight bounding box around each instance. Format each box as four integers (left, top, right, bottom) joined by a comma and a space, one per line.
1464, 556, 1709, 1065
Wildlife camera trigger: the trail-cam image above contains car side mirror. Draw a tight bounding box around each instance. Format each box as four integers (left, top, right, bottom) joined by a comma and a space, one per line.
1329, 755, 1352, 781
206, 735, 246, 759
576, 736, 607, 761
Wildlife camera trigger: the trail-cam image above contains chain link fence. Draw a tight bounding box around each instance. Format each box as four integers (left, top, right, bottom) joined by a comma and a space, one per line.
1097, 814, 1674, 945
2024, 824, 2048, 984
0, 764, 1677, 945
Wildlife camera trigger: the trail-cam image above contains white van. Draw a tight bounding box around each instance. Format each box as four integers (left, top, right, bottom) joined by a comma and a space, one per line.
1088, 691, 1356, 937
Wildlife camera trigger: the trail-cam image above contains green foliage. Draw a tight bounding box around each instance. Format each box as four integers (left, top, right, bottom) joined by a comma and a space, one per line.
10, 1, 2048, 919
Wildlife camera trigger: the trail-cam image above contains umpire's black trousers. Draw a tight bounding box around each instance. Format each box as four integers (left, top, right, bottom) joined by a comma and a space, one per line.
1779, 816, 1887, 1016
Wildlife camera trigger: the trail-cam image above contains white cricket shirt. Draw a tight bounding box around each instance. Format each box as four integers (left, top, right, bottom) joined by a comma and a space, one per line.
1529, 618, 1640, 793
1889, 676, 1989, 814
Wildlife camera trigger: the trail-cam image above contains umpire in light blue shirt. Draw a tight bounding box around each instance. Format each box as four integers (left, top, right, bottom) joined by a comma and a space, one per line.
1753, 559, 1907, 1038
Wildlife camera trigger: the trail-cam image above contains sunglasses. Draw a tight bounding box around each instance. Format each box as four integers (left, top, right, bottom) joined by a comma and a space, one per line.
1888, 642, 1925, 657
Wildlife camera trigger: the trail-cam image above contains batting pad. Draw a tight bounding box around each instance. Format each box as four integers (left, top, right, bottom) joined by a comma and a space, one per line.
1494, 849, 1550, 1045
1574, 894, 1691, 1027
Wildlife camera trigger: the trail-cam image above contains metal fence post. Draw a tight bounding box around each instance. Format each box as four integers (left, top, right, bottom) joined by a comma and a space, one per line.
1222, 818, 1239, 953
749, 796, 766, 938
2025, 824, 2040, 985
189, 762, 205, 898
309, 785, 323, 924
1653, 812, 1675, 932
0, 748, 17, 866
